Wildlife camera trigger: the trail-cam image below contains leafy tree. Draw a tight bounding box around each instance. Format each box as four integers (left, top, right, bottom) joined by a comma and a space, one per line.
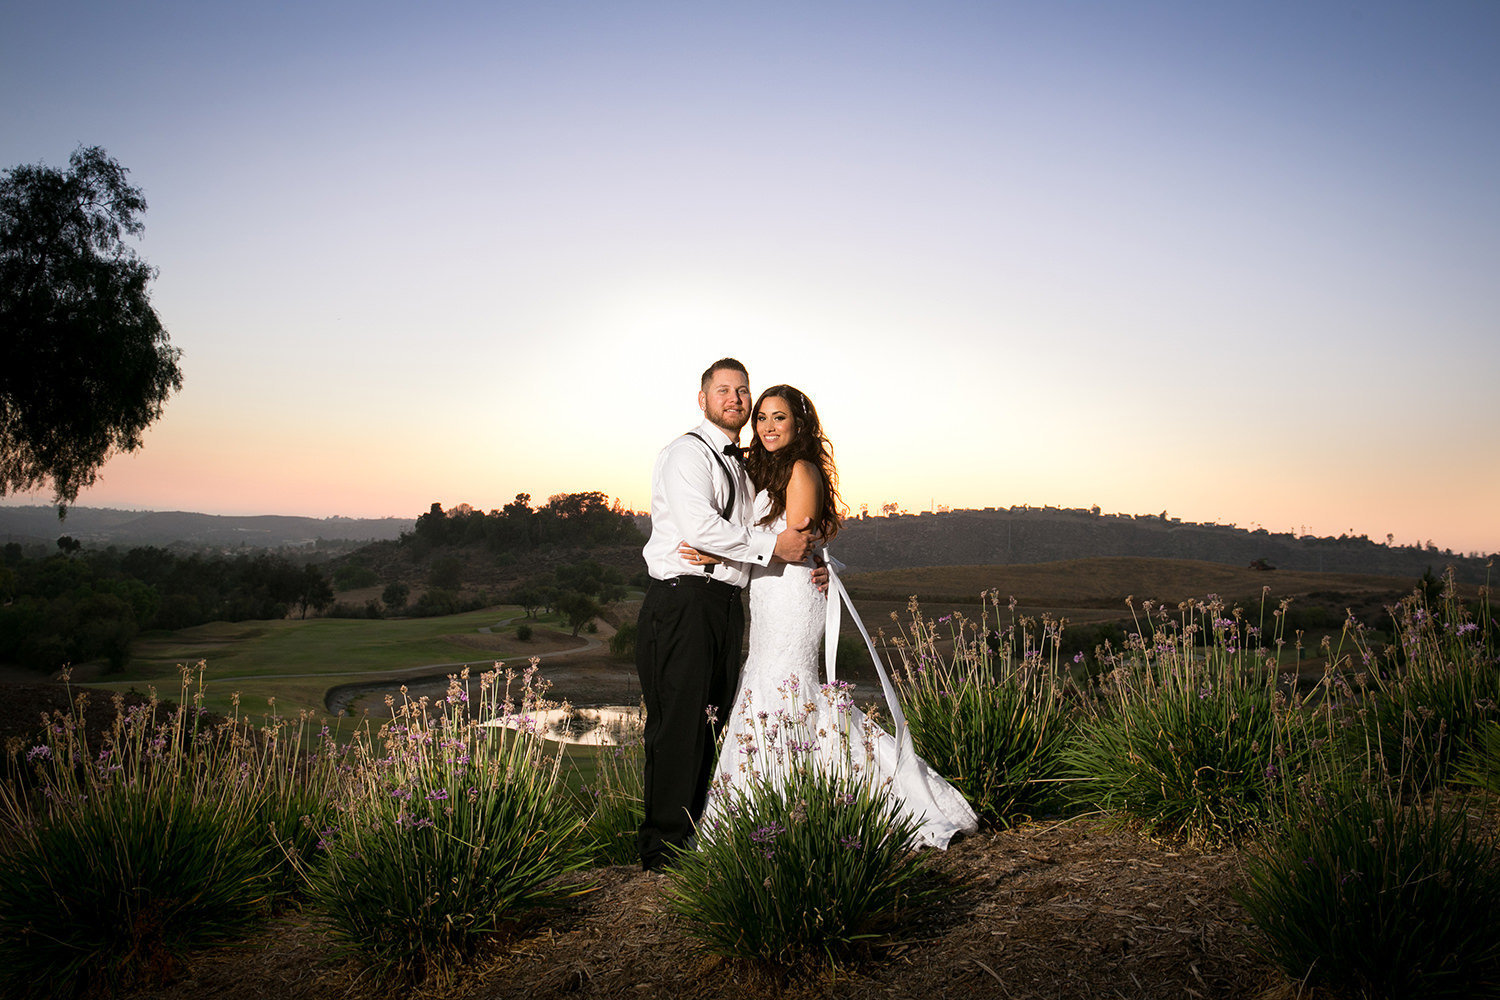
428, 555, 463, 591
553, 559, 626, 603
1, 146, 183, 507
508, 585, 544, 619
554, 590, 601, 638
413, 502, 447, 547
381, 581, 410, 612
332, 563, 380, 591
294, 564, 334, 619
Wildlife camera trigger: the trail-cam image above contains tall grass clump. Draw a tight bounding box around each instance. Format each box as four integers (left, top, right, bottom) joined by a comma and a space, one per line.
0, 666, 292, 999
1064, 592, 1301, 846
305, 663, 590, 986
1456, 720, 1500, 795
892, 592, 1077, 825
1239, 777, 1500, 999
576, 708, 646, 866
1353, 571, 1499, 790
1235, 575, 1500, 998
254, 709, 355, 901
669, 687, 935, 968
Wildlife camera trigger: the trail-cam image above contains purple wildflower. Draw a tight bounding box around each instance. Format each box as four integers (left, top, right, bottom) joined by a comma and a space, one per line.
750, 821, 785, 844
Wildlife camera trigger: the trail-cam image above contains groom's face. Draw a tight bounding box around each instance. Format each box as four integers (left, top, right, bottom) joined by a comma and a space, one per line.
699, 367, 752, 436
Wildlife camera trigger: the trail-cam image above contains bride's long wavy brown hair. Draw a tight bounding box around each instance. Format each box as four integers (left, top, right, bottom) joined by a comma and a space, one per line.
742, 384, 843, 541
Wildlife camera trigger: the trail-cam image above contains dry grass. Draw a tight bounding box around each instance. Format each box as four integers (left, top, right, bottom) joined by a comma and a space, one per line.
844, 556, 1416, 608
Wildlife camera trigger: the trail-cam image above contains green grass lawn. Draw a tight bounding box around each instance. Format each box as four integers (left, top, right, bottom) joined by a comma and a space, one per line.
91, 606, 575, 718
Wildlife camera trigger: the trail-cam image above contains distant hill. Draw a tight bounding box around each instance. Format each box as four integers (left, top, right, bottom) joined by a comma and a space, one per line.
0, 505, 412, 551
636, 506, 1491, 585
829, 507, 1490, 584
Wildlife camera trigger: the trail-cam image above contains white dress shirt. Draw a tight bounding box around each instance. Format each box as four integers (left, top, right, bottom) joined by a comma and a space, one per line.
641, 419, 777, 588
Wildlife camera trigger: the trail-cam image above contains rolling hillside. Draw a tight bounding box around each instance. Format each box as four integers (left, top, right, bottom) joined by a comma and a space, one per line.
0, 505, 411, 550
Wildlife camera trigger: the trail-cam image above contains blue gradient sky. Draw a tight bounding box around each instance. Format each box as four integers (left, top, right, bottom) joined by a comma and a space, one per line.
3, 2, 1497, 553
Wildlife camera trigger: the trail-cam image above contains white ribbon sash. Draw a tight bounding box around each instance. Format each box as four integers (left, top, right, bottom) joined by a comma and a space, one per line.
821, 545, 915, 769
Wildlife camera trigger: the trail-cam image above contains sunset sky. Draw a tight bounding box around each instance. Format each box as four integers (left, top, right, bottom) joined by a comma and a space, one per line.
3, 2, 1497, 554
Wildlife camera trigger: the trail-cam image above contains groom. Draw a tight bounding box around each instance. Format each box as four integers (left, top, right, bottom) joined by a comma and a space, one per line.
634, 357, 815, 872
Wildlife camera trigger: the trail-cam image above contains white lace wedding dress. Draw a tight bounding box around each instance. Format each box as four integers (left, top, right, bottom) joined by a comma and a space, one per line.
701, 494, 978, 849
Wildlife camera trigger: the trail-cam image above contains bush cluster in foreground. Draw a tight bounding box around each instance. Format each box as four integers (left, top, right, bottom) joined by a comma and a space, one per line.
889, 571, 1498, 998
1, 570, 1495, 998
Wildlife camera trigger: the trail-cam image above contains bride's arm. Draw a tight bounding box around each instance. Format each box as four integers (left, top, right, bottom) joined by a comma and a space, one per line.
680, 462, 822, 568
788, 460, 832, 588
784, 460, 822, 542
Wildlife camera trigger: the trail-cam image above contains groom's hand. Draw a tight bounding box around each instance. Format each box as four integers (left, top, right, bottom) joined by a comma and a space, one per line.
773, 517, 814, 564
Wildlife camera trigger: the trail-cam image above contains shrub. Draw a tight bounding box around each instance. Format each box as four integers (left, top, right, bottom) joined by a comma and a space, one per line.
1063, 594, 1300, 846
516, 622, 533, 641
305, 667, 590, 986
577, 726, 646, 866
1354, 577, 1499, 791
1238, 781, 1500, 999
381, 580, 410, 612
608, 620, 636, 659
325, 599, 382, 619
893, 594, 1077, 826
1456, 720, 1500, 795
0, 669, 285, 998
332, 564, 380, 591
667, 763, 935, 967
834, 633, 873, 671
409, 587, 460, 617
253, 712, 354, 902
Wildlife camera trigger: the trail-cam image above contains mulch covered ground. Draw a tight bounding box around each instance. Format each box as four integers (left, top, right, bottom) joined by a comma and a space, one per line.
0, 680, 150, 756
120, 820, 1287, 1000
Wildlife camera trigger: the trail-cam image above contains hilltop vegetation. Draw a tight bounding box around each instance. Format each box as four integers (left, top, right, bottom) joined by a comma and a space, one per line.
0, 544, 335, 673
0, 492, 644, 677
830, 505, 1493, 583
0, 505, 408, 551
327, 492, 645, 611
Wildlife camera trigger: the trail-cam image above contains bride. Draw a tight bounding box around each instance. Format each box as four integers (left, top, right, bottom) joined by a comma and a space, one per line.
681, 385, 977, 849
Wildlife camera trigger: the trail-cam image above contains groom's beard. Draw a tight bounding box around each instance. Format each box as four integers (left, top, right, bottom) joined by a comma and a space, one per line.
707, 412, 748, 438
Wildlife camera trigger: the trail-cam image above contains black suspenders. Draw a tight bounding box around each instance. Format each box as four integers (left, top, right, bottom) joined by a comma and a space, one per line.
685, 432, 737, 521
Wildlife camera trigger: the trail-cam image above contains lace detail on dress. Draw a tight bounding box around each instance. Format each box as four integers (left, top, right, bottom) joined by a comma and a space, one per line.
702, 492, 977, 849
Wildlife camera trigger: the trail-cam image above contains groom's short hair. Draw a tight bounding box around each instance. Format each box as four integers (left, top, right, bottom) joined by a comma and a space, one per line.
701, 357, 749, 388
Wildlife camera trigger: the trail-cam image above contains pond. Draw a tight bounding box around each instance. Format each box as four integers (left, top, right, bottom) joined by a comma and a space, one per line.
480, 704, 643, 746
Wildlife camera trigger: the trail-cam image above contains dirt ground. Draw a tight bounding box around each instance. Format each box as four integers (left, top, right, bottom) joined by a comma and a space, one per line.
110, 819, 1284, 1000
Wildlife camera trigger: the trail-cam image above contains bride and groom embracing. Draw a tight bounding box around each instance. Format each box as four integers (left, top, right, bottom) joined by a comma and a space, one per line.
634, 357, 977, 872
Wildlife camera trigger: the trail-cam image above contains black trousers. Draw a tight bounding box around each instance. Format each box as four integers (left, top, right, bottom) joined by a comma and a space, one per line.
635, 576, 744, 870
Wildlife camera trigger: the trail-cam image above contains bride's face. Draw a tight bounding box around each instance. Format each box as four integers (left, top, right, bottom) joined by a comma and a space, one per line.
755, 396, 795, 452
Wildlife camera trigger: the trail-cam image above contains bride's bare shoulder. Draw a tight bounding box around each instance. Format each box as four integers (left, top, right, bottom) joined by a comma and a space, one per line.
788, 459, 820, 485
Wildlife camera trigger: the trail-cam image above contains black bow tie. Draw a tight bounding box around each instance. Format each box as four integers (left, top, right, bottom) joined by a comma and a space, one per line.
723, 444, 743, 463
